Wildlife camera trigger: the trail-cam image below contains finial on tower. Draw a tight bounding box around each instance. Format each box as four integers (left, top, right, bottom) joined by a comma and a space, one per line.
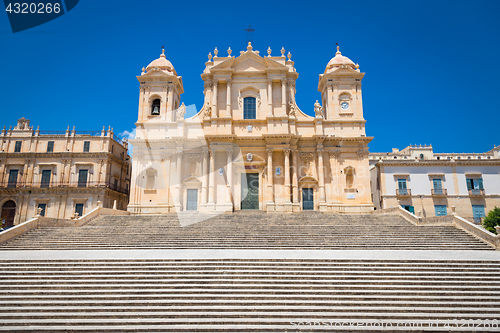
267, 47, 272, 57
227, 47, 232, 57
287, 51, 292, 61
208, 52, 212, 61
281, 47, 285, 57
214, 47, 218, 57
161, 46, 166, 58
247, 42, 253, 51
336, 43, 341, 55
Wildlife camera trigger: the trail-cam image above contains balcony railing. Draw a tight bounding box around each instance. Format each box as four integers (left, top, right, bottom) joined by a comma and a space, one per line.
396, 189, 411, 196
468, 189, 485, 196
0, 181, 129, 195
431, 188, 448, 196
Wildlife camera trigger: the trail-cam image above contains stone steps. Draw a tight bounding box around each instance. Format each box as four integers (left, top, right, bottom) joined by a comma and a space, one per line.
1, 212, 493, 250
0, 259, 499, 332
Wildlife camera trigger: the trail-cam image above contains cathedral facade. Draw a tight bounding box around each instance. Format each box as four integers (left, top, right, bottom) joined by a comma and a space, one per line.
128, 44, 374, 214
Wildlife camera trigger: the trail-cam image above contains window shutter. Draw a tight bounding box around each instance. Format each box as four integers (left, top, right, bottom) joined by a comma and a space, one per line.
466, 179, 472, 190
478, 178, 483, 190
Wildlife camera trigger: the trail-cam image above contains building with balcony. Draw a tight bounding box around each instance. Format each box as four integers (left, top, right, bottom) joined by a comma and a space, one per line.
370, 144, 500, 223
128, 44, 374, 214
0, 118, 131, 228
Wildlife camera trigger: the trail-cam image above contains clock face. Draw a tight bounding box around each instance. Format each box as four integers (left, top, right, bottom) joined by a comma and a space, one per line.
341, 102, 349, 110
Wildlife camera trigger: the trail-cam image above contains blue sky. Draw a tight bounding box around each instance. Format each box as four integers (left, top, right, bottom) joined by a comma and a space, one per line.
1, 0, 499, 154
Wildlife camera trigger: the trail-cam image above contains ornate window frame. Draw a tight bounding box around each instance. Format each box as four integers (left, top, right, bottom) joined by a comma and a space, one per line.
238, 87, 261, 119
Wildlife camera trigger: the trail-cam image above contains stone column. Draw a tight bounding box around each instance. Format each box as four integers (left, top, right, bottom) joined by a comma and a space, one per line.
329, 150, 341, 203
22, 162, 29, 185
167, 86, 174, 120
176, 149, 183, 209
292, 150, 299, 204
212, 79, 218, 118
266, 149, 274, 205
102, 160, 109, 185
284, 149, 291, 203
201, 150, 208, 205
317, 148, 326, 204
0, 162, 5, 184
226, 78, 231, 117
208, 149, 216, 205
226, 148, 233, 205
281, 79, 287, 115
267, 79, 273, 116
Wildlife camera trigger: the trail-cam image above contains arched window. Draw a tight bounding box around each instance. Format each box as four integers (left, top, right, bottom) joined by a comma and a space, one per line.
151, 99, 161, 115
243, 97, 256, 119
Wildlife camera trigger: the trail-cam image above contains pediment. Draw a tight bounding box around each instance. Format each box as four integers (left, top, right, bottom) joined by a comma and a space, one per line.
233, 58, 266, 72
183, 176, 201, 184
298, 175, 318, 183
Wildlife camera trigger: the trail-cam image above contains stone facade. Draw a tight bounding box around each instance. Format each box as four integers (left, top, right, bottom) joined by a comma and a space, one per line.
128, 45, 374, 214
0, 118, 131, 227
370, 145, 500, 223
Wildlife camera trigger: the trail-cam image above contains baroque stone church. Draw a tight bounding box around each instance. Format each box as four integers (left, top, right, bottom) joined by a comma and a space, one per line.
127, 43, 374, 214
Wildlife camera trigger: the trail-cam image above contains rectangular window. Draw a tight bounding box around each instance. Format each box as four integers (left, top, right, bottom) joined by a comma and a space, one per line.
397, 179, 407, 195
402, 205, 415, 214
40, 170, 51, 188
243, 97, 256, 119
83, 141, 90, 152
14, 141, 22, 152
433, 178, 443, 194
47, 141, 54, 153
75, 203, 84, 217
114, 178, 118, 190
78, 170, 88, 187
467, 178, 483, 194
7, 170, 19, 188
434, 205, 447, 216
37, 203, 46, 217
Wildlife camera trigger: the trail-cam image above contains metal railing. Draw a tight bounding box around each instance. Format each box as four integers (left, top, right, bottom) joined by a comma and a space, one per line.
0, 181, 129, 195
468, 189, 485, 196
396, 189, 411, 196
431, 188, 448, 196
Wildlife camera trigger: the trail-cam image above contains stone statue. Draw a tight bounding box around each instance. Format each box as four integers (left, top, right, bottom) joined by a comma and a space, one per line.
314, 100, 323, 118
289, 102, 296, 117
202, 102, 211, 119
176, 102, 186, 120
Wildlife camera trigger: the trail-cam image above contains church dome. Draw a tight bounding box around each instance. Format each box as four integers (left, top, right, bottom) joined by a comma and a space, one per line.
145, 48, 177, 75
325, 46, 357, 73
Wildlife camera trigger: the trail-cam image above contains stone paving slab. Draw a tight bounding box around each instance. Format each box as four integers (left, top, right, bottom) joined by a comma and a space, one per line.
0, 249, 499, 261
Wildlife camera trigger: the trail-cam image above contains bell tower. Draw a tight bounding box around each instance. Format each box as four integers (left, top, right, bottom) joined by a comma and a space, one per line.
318, 46, 365, 136
136, 48, 184, 125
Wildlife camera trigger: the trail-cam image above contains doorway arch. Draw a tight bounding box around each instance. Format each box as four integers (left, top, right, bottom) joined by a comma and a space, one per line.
1, 200, 16, 229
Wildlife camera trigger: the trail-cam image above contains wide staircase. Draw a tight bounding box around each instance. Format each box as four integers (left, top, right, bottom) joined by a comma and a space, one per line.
1, 212, 498, 332
0, 259, 499, 332
0, 212, 494, 250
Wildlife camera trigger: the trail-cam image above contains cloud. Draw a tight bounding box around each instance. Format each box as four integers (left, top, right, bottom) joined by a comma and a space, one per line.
119, 128, 136, 155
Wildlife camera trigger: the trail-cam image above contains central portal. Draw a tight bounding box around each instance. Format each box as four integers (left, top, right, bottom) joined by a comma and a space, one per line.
241, 173, 259, 210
